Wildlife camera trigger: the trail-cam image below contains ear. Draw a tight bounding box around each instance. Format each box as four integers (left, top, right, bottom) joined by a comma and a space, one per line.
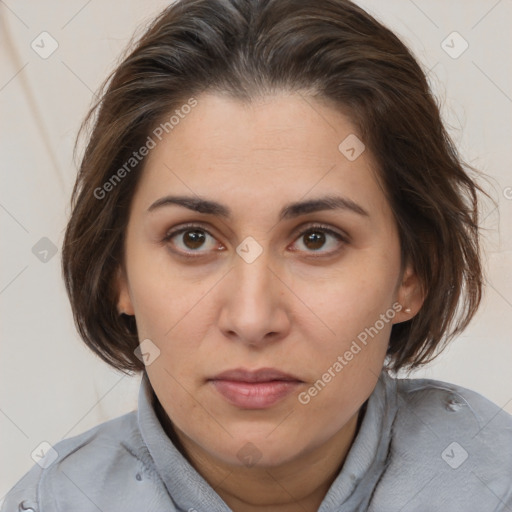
115, 265, 135, 316
393, 263, 424, 324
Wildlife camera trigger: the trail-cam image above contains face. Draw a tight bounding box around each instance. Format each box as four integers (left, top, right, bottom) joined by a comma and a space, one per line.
116, 92, 422, 468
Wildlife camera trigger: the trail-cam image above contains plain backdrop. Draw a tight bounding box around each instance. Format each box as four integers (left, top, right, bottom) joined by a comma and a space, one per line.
1, 0, 511, 501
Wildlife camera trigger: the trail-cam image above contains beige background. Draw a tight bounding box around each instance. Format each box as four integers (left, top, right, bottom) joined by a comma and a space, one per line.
1, 0, 511, 502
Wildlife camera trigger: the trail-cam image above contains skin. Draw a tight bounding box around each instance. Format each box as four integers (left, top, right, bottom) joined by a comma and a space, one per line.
116, 91, 424, 512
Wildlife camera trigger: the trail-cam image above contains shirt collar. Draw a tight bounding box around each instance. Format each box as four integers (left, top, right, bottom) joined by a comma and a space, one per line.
137, 369, 397, 512
318, 370, 398, 510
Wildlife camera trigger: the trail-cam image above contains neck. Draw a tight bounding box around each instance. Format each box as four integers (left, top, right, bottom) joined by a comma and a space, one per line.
155, 399, 367, 512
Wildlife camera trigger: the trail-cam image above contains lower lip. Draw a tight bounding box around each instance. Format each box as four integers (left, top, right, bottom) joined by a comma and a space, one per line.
210, 379, 302, 409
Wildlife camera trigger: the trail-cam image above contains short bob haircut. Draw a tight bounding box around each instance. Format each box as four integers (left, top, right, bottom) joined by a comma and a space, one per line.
62, 0, 486, 375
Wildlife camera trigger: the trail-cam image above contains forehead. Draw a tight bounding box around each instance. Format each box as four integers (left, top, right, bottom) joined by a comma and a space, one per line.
133, 92, 387, 221
149, 92, 359, 165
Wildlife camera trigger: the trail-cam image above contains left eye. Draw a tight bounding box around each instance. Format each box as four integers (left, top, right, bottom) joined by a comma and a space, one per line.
163, 224, 347, 258
291, 226, 347, 255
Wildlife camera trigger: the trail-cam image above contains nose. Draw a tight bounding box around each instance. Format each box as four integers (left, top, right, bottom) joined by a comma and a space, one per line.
217, 247, 291, 347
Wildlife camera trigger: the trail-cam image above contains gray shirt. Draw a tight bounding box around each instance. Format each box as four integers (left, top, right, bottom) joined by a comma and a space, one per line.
3, 370, 512, 511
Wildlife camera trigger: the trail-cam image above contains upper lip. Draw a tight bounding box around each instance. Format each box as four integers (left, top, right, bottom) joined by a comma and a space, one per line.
209, 367, 303, 383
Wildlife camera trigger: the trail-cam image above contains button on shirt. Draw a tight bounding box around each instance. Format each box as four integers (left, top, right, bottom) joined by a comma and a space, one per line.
2, 370, 512, 511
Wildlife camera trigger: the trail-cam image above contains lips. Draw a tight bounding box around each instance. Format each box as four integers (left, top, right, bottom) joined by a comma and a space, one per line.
210, 367, 303, 383
208, 367, 303, 409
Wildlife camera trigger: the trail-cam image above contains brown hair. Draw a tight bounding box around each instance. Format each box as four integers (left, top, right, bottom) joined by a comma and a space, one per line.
62, 0, 486, 374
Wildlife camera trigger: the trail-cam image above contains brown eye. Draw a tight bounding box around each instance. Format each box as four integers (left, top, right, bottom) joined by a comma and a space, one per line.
302, 231, 327, 251
181, 229, 207, 250
163, 225, 220, 257
292, 225, 348, 256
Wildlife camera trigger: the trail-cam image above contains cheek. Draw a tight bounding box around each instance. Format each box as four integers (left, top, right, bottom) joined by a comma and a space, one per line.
128, 257, 201, 340
300, 305, 391, 408
292, 251, 398, 407
311, 253, 399, 342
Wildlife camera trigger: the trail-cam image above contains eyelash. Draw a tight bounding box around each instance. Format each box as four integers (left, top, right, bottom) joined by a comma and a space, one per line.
162, 222, 349, 259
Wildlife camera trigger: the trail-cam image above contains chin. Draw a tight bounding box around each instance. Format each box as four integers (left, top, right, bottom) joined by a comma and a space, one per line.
211, 430, 307, 469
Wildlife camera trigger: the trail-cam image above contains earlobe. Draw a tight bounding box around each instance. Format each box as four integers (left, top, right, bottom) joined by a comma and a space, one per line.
115, 265, 135, 316
394, 264, 425, 324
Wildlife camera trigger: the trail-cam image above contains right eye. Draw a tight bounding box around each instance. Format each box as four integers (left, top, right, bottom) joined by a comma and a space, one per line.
162, 224, 223, 258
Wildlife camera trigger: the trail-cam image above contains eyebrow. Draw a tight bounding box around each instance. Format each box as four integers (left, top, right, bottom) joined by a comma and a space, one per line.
147, 194, 369, 220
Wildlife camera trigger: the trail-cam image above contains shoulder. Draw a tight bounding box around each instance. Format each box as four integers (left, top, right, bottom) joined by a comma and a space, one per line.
370, 374, 512, 510
394, 375, 512, 453
1, 412, 172, 512
397, 373, 509, 412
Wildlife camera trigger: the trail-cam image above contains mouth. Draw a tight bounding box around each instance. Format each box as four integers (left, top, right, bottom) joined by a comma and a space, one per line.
208, 367, 304, 409
210, 367, 303, 383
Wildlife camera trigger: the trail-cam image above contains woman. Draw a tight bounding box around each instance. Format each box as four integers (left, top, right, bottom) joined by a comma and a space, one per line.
3, 0, 511, 510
